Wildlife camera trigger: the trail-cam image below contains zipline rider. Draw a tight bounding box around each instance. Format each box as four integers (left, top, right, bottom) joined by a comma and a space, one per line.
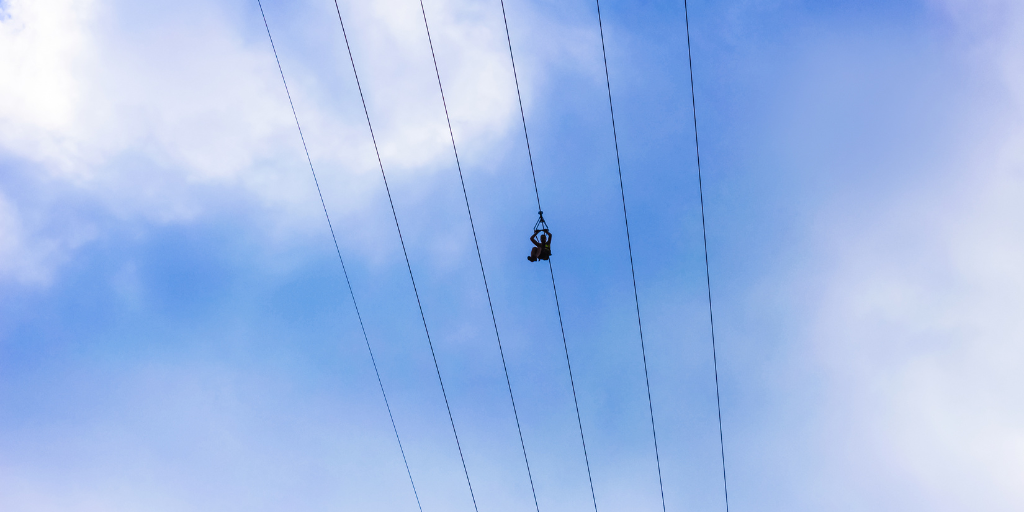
528, 211, 552, 262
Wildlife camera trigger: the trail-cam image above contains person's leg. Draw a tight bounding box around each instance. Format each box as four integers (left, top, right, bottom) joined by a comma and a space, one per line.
529, 246, 539, 261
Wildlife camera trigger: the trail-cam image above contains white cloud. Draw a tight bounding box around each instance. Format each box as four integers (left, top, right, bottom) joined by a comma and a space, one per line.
793, 2, 1024, 508
0, 0, 570, 284
0, 190, 97, 285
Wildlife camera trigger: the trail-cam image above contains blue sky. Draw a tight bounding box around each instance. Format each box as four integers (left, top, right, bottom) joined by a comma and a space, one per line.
2, 0, 1023, 511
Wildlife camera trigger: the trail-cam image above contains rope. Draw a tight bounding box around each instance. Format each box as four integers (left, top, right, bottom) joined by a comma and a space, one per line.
496, 2, 599, 511
256, 2, 422, 510
682, 2, 730, 510
592, 2, 666, 510
412, 0, 544, 510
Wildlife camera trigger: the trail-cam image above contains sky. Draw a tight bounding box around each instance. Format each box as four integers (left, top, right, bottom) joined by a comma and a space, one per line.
1, 0, 1023, 511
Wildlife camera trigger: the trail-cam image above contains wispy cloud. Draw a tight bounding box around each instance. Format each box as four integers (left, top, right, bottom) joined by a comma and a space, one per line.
0, 0, 583, 284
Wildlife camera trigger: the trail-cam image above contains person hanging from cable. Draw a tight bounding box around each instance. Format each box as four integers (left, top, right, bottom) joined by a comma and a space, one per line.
528, 211, 552, 262
528, 230, 552, 261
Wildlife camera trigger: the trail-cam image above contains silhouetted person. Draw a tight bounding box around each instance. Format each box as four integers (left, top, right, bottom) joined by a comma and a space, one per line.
528, 230, 552, 262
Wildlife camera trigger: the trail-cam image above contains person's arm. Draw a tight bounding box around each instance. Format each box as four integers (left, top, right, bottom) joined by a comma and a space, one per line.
531, 231, 540, 245
545, 230, 552, 244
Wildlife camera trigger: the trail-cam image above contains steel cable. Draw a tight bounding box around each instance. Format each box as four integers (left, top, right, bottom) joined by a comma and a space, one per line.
682, 2, 730, 510
592, 1, 667, 510
322, 2, 483, 511
412, 0, 547, 510
256, 2, 422, 510
495, 2, 599, 511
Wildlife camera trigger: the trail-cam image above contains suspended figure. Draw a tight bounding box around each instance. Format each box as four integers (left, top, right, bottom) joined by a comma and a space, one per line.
528, 211, 552, 262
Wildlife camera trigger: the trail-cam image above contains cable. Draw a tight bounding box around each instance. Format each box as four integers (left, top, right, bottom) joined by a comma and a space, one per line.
682, 2, 730, 510
320, 2, 482, 512
592, 1, 666, 510
495, 3, 599, 511
256, 2, 422, 510
548, 260, 599, 512
412, 1, 543, 510
497, 0, 541, 212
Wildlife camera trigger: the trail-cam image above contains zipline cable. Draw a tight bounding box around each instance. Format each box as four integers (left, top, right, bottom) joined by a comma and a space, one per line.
497, 0, 540, 212
256, 3, 422, 510
682, 2, 730, 510
546, 260, 599, 511
413, 1, 541, 511
495, 3, 599, 511
592, 1, 667, 511
324, 2, 481, 511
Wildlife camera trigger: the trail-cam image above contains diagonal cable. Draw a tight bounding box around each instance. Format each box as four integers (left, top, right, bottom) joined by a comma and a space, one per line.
592, 1, 667, 510
682, 2, 730, 510
547, 260, 599, 512
413, 0, 543, 510
495, 2, 599, 511
325, 2, 481, 512
497, 0, 541, 212
256, 2, 422, 510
